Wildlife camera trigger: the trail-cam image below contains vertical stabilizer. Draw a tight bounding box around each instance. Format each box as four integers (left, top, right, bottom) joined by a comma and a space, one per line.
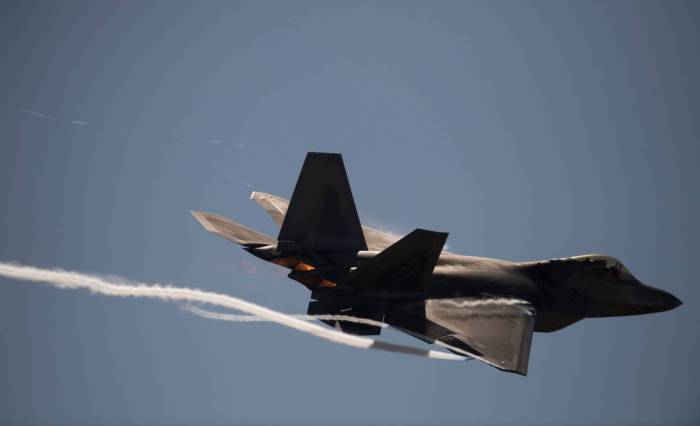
278, 153, 367, 264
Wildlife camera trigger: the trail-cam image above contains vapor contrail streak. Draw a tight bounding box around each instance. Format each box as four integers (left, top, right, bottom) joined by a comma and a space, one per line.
431, 297, 532, 308
21, 109, 89, 126
182, 303, 389, 328
0, 261, 464, 361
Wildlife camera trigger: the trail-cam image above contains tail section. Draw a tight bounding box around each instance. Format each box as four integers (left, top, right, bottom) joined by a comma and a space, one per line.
343, 228, 448, 296
252, 190, 401, 251
250, 191, 288, 227
277, 153, 367, 266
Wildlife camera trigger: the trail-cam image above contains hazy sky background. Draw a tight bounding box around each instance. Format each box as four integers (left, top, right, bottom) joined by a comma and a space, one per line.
1, 1, 698, 425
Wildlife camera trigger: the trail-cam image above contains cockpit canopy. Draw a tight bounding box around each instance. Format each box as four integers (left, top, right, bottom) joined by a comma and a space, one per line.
569, 254, 636, 281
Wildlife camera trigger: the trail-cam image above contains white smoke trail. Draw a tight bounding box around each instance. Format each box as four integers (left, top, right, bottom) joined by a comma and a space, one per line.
182, 303, 389, 328
0, 261, 464, 361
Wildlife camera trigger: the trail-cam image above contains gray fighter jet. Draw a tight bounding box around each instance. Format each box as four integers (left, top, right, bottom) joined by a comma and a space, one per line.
192, 152, 681, 375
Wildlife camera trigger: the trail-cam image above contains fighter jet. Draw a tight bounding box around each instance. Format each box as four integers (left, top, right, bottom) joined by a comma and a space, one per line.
192, 152, 681, 375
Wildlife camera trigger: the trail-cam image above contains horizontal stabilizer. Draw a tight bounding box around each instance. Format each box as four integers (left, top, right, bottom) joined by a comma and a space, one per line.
344, 228, 448, 294
191, 211, 275, 247
250, 191, 288, 227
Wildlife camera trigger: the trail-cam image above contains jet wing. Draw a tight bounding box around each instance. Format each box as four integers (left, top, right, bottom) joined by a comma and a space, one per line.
250, 190, 400, 251
425, 298, 535, 375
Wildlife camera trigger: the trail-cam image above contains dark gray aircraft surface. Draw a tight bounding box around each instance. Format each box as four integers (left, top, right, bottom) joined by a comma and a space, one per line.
192, 152, 681, 375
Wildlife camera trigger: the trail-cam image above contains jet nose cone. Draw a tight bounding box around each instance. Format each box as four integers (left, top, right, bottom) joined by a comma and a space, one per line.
640, 284, 682, 313
662, 292, 683, 311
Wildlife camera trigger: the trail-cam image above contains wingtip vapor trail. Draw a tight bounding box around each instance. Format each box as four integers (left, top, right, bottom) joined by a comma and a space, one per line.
0, 261, 465, 362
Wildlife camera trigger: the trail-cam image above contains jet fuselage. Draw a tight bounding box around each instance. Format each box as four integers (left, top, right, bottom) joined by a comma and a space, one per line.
301, 250, 682, 333
194, 152, 682, 374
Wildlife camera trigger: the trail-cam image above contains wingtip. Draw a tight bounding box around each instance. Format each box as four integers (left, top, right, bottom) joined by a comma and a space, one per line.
250, 190, 276, 201
190, 210, 218, 233
250, 190, 267, 200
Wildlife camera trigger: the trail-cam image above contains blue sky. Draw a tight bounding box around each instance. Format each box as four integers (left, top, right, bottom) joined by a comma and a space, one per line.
1, 1, 698, 424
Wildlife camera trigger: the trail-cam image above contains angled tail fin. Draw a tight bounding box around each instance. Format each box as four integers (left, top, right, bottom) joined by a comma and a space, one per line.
277, 153, 367, 264
251, 190, 401, 251
343, 228, 448, 294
